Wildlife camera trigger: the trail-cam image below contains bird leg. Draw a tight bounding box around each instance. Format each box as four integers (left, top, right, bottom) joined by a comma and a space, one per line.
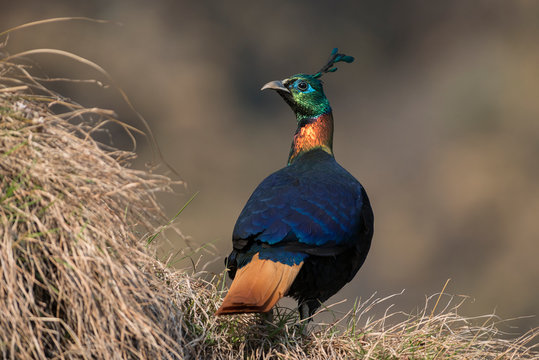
299, 303, 311, 321
299, 299, 322, 321
259, 308, 274, 324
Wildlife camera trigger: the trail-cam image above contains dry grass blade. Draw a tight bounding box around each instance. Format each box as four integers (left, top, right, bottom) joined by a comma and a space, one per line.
0, 85, 28, 93
0, 17, 114, 38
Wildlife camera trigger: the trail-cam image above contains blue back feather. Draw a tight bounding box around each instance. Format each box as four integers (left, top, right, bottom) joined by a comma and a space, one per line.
233, 150, 365, 266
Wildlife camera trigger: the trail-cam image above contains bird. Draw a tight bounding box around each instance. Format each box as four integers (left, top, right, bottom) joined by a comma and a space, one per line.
216, 49, 374, 320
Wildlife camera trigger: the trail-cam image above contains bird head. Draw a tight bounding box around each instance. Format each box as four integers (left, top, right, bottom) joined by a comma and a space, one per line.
261, 74, 329, 120
261, 48, 354, 121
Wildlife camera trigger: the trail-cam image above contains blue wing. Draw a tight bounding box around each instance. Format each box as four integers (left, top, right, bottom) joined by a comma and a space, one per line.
232, 150, 366, 260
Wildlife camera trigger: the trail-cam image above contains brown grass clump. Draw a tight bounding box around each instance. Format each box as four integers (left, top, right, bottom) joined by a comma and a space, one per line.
1, 25, 538, 359
0, 54, 193, 358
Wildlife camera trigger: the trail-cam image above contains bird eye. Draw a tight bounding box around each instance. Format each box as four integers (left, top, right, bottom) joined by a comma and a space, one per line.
297, 81, 308, 91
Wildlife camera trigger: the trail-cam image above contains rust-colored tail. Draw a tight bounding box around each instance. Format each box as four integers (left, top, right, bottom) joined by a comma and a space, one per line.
216, 253, 303, 315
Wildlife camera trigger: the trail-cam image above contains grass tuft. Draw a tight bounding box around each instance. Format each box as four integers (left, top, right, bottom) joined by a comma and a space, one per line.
0, 46, 188, 358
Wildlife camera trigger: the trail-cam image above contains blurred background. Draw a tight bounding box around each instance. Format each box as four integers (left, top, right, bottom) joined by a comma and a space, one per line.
2, 1, 538, 333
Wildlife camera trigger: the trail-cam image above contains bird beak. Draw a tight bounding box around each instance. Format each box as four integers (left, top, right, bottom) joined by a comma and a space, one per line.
261, 80, 290, 93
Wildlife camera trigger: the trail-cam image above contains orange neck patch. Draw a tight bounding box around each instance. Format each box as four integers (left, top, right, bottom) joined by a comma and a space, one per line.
288, 112, 334, 164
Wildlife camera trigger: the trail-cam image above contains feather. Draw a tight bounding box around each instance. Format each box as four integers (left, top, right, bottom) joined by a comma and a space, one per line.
216, 253, 303, 315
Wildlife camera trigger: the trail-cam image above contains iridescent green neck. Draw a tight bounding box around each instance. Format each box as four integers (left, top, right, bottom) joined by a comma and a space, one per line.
288, 112, 334, 165
286, 91, 331, 122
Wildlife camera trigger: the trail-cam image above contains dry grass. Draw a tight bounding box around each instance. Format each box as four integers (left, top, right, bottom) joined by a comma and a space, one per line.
167, 278, 539, 359
1, 24, 538, 359
0, 49, 188, 358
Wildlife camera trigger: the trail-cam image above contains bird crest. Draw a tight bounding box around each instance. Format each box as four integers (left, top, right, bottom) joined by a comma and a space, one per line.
312, 48, 355, 79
